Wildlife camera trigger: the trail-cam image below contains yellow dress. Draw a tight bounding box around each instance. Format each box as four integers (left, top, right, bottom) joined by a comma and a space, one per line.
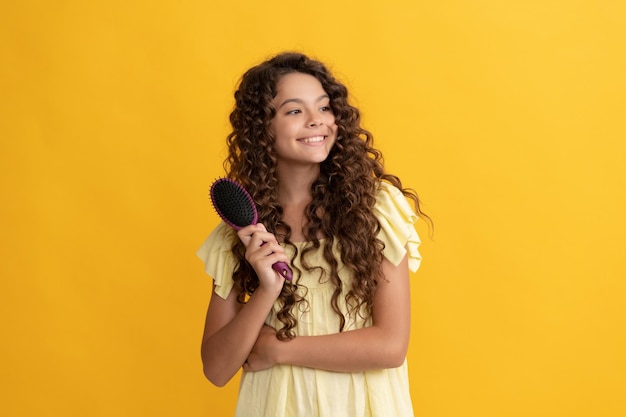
197, 182, 422, 417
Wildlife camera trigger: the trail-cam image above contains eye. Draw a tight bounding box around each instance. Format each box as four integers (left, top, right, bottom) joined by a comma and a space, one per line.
320, 106, 332, 112
286, 109, 301, 115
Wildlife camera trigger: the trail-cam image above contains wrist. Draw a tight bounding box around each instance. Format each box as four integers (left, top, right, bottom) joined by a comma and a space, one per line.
274, 340, 285, 366
246, 286, 282, 315
254, 283, 283, 300
274, 334, 296, 366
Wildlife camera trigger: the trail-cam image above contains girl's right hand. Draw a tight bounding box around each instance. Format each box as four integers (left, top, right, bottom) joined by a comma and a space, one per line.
237, 223, 289, 293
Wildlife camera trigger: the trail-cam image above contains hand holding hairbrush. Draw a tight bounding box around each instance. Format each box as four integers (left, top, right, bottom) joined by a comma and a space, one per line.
210, 178, 293, 281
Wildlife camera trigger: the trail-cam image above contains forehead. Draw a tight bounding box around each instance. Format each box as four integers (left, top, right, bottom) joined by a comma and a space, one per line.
273, 72, 327, 100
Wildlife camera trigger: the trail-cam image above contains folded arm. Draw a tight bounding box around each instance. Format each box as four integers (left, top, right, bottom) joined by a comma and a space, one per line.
245, 253, 411, 373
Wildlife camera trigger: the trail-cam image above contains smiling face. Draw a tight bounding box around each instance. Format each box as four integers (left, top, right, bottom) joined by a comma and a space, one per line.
270, 72, 338, 171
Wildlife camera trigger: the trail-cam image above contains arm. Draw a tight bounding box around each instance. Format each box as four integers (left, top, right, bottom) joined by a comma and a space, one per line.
200, 224, 289, 386
244, 253, 411, 373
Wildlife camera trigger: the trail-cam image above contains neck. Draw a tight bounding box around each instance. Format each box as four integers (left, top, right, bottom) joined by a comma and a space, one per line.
276, 163, 319, 204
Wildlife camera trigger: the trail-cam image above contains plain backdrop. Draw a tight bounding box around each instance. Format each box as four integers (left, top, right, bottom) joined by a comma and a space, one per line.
1, 1, 625, 416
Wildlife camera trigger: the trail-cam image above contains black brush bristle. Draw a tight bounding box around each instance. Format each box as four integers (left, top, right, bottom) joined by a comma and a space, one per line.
210, 179, 257, 229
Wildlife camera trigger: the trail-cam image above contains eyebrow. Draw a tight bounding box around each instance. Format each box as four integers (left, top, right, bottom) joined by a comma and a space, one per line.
277, 94, 330, 109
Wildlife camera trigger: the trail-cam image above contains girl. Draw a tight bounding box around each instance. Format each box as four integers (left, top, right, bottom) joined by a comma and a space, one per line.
198, 52, 428, 417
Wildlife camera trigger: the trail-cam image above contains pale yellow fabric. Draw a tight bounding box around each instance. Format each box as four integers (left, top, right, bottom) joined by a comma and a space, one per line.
197, 182, 421, 417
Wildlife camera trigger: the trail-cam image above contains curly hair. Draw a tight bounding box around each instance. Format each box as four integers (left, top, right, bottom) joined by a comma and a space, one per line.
224, 52, 429, 340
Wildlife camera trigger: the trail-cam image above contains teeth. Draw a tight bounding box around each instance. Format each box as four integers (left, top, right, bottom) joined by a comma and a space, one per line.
301, 136, 324, 143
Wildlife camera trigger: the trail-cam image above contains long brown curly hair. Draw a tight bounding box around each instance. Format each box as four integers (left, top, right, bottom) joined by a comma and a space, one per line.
224, 52, 429, 340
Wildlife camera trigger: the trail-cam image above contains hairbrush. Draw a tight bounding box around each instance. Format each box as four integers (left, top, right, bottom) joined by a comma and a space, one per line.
210, 178, 293, 281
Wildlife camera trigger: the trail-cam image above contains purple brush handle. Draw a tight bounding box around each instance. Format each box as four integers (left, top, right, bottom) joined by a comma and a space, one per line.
272, 262, 292, 281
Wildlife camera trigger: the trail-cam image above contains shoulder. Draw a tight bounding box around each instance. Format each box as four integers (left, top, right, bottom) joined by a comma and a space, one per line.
373, 182, 418, 225
196, 222, 239, 299
373, 181, 422, 272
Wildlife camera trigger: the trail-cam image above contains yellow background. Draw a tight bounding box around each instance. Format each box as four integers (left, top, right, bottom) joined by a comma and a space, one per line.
2, 1, 625, 416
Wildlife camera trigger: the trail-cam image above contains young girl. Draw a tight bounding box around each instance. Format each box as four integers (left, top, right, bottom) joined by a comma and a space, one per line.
198, 52, 428, 417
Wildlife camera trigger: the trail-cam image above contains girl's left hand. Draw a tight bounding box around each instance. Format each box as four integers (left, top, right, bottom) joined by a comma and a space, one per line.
243, 325, 283, 372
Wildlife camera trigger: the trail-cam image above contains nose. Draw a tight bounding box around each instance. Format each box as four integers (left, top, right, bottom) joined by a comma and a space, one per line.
308, 115, 323, 127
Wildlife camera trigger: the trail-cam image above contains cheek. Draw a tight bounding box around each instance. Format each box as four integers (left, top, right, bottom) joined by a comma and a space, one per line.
271, 119, 292, 138
328, 116, 338, 133
323, 114, 337, 131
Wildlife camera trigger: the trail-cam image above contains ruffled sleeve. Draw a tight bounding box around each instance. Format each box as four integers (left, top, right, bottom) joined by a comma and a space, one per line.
373, 182, 422, 272
196, 222, 239, 299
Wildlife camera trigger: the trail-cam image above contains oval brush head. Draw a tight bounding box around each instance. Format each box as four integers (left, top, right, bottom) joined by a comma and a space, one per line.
209, 178, 293, 281
210, 178, 257, 230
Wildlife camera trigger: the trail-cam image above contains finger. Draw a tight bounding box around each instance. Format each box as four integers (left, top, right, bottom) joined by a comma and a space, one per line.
249, 231, 279, 249
237, 224, 257, 246
248, 250, 288, 271
237, 224, 267, 247
249, 242, 288, 263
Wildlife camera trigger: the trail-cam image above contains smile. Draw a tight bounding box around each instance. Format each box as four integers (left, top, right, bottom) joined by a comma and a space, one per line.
298, 135, 326, 144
